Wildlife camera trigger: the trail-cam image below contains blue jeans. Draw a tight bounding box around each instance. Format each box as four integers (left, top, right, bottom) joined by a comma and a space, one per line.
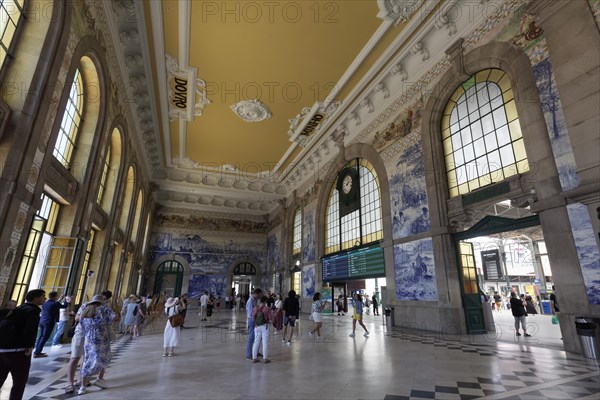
34, 322, 55, 354
51, 320, 67, 345
246, 318, 255, 358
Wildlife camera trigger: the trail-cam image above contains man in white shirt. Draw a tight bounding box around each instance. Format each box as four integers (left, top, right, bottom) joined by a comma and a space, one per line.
199, 292, 209, 321
51, 296, 72, 347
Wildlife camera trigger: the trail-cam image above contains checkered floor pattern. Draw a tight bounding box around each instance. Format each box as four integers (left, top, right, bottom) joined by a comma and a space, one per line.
26, 338, 134, 399
384, 332, 600, 400
15, 325, 600, 400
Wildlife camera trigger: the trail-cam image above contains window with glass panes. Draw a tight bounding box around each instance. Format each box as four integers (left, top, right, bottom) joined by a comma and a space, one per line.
97, 147, 110, 204
11, 193, 60, 303
0, 0, 25, 70
324, 159, 383, 255
53, 68, 84, 168
441, 68, 529, 197
292, 208, 302, 256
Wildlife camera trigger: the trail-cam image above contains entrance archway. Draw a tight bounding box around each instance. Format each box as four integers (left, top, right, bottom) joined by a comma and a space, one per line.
154, 260, 184, 297
231, 261, 256, 298
454, 213, 542, 334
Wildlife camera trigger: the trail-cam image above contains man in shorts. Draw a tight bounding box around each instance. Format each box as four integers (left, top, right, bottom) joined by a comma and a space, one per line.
281, 290, 300, 344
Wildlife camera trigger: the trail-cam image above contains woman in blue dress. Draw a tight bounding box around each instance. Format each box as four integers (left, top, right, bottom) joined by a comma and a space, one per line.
78, 294, 115, 395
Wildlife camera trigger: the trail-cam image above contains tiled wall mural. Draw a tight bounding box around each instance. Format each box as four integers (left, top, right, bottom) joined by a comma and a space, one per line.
566, 204, 600, 304
149, 210, 268, 298
393, 238, 437, 301
388, 130, 431, 240
267, 231, 282, 272
189, 275, 227, 299
302, 207, 316, 263
302, 264, 315, 298
532, 57, 579, 191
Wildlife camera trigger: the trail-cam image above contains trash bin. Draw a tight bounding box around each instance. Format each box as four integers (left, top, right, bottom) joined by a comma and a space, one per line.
541, 300, 552, 315
575, 318, 599, 359
384, 307, 394, 328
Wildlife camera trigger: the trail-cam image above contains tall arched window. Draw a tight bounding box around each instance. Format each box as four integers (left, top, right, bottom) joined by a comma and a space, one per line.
97, 146, 110, 204
53, 68, 84, 168
292, 208, 302, 256
11, 193, 60, 303
442, 68, 529, 197
0, 0, 25, 70
325, 158, 383, 255
100, 128, 122, 212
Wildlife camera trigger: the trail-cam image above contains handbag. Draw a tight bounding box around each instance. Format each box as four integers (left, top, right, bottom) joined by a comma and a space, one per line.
169, 313, 185, 328
107, 325, 117, 341
551, 315, 559, 325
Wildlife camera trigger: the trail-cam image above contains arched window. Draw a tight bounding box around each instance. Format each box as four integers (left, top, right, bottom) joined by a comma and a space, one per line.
100, 128, 122, 212
233, 262, 256, 275
53, 68, 84, 168
97, 146, 110, 204
11, 193, 60, 303
325, 158, 383, 255
292, 208, 302, 256
442, 68, 529, 197
0, 0, 25, 71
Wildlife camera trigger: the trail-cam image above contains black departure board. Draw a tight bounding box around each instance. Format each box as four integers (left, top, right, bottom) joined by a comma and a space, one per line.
322, 252, 349, 281
322, 244, 384, 281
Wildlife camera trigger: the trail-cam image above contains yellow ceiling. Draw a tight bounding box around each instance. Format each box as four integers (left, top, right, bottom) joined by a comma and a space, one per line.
158, 1, 386, 171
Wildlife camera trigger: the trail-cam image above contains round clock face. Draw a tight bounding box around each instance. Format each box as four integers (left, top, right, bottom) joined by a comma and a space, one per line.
342, 175, 353, 194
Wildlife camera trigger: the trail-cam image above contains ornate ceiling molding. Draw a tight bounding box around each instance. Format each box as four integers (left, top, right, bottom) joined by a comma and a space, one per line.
230, 99, 272, 123
377, 0, 424, 24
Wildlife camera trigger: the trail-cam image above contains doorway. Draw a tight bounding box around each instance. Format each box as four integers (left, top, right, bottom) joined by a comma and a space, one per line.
154, 260, 184, 297
455, 211, 558, 344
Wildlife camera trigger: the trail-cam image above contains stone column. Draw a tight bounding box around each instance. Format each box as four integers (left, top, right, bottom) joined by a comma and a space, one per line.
532, 0, 600, 188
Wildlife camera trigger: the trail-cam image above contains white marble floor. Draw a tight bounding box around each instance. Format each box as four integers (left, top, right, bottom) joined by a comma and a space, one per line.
2, 308, 599, 400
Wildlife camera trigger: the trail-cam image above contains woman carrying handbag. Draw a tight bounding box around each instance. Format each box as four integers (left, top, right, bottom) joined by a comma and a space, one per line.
163, 297, 185, 357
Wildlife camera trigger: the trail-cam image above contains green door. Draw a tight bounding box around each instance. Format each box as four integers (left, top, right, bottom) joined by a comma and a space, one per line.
457, 242, 486, 334
154, 260, 184, 296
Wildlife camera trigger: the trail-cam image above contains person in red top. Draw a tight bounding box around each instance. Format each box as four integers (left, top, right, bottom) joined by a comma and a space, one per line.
251, 296, 271, 363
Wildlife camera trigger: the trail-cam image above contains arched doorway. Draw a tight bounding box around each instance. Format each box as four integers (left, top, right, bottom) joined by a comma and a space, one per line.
154, 260, 184, 296
232, 261, 256, 298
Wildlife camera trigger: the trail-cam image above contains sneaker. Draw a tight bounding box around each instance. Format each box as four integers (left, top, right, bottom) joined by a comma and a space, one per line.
287, 340, 291, 344
33, 353, 48, 358
252, 358, 260, 363
309, 331, 313, 337
52, 344, 63, 348
246, 356, 253, 361
524, 333, 531, 337
263, 358, 271, 363
516, 332, 521, 336
64, 385, 74, 394
163, 353, 168, 357
281, 339, 286, 343
77, 386, 86, 395
92, 378, 107, 389
364, 331, 369, 337
168, 352, 174, 357
349, 333, 355, 337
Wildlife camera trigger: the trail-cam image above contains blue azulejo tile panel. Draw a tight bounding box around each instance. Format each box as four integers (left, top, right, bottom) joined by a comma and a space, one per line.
566, 203, 600, 304
531, 57, 579, 192
394, 238, 437, 301
302, 264, 315, 298
389, 136, 431, 240
302, 208, 316, 263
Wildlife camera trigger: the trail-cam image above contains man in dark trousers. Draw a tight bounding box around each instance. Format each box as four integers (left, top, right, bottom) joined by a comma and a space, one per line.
33, 291, 68, 358
372, 294, 380, 316
0, 289, 46, 400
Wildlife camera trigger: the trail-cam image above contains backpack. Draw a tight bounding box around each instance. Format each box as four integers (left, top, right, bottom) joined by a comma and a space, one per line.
254, 309, 265, 326
0, 307, 25, 348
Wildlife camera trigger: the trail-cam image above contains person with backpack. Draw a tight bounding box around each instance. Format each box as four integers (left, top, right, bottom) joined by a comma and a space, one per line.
33, 291, 69, 358
0, 289, 46, 400
251, 296, 271, 363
